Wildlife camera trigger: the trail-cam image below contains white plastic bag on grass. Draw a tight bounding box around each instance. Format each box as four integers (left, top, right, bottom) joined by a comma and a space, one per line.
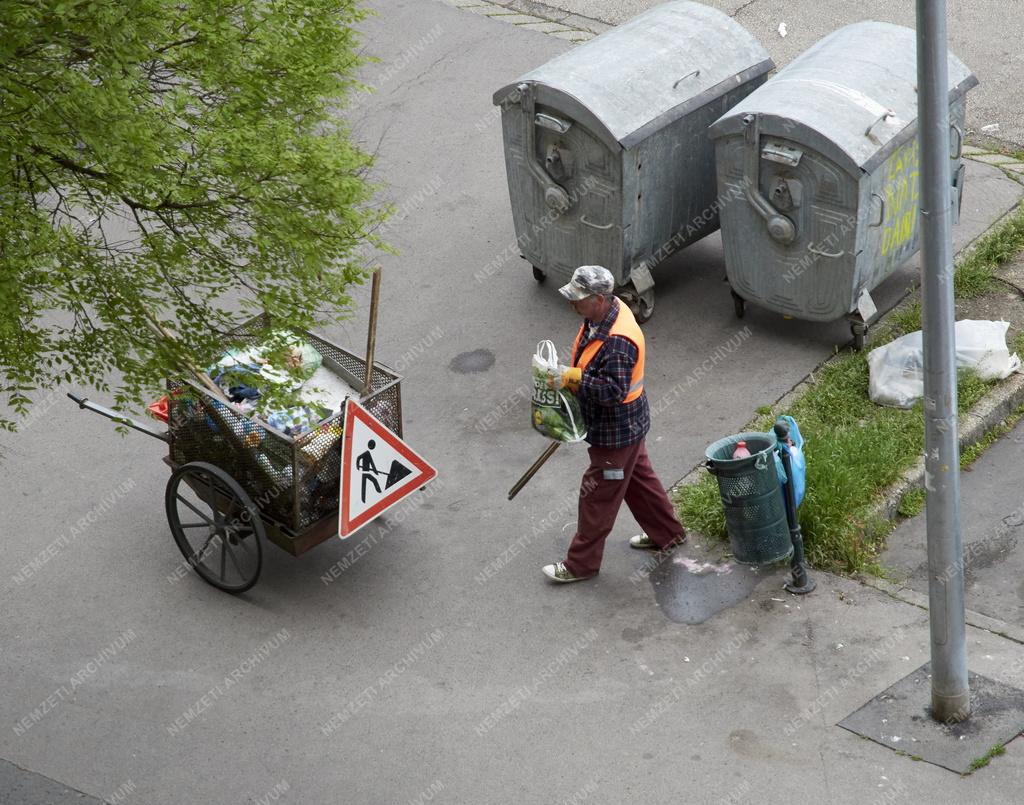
868, 320, 1021, 408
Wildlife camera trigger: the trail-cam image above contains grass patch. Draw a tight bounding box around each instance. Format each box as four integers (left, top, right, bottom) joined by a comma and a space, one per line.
675, 477, 726, 541
957, 370, 992, 411
961, 423, 1004, 469
785, 353, 922, 572
954, 205, 1024, 298
1012, 329, 1024, 357
897, 487, 926, 517
968, 742, 1006, 772
961, 403, 1024, 469
889, 301, 922, 335
678, 352, 999, 574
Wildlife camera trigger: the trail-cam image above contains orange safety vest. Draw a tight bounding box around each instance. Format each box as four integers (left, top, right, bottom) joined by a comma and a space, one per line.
571, 302, 645, 403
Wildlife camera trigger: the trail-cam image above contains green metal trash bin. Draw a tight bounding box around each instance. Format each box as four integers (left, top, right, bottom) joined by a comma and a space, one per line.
705, 432, 792, 564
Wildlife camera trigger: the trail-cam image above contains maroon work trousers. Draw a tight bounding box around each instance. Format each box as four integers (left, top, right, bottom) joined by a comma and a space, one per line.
564, 439, 685, 578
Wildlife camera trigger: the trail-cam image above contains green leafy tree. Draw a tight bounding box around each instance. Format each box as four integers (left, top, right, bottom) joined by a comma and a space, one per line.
0, 0, 385, 429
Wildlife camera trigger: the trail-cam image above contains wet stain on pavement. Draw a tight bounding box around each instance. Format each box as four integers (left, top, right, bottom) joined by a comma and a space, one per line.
964, 530, 1018, 584
728, 728, 800, 763
620, 620, 665, 645
621, 626, 647, 645
647, 555, 772, 625
449, 349, 495, 373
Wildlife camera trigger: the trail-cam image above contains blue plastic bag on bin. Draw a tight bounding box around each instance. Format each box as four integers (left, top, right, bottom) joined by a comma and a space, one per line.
770, 415, 806, 509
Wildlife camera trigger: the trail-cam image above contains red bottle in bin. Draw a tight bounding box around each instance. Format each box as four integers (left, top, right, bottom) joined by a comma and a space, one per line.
731, 440, 751, 459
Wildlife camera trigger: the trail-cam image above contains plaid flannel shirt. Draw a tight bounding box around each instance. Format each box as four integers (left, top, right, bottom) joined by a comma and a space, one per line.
573, 297, 650, 448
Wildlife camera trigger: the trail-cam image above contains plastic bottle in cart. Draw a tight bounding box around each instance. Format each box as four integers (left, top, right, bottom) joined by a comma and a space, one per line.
732, 441, 751, 459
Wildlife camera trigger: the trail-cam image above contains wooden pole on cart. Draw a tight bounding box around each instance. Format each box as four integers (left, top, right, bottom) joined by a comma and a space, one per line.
139, 306, 230, 402
363, 268, 382, 397
508, 441, 561, 500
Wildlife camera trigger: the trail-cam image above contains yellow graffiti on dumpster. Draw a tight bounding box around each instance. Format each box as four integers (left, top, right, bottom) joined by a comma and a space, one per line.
880, 139, 919, 258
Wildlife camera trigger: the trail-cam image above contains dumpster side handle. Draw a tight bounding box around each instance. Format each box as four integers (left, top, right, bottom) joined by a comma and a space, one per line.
949, 123, 963, 159
672, 69, 700, 90
580, 215, 614, 231
863, 109, 896, 143
869, 193, 885, 227
807, 243, 845, 259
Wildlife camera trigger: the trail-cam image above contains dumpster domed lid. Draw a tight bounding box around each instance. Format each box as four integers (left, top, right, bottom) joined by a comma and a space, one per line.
492, 1, 773, 151
709, 21, 979, 176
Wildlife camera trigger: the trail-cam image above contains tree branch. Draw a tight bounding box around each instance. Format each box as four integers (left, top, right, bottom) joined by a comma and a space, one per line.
34, 147, 111, 180
154, 34, 200, 54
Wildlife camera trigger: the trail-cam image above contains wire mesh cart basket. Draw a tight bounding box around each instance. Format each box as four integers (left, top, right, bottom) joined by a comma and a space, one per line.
69, 313, 402, 594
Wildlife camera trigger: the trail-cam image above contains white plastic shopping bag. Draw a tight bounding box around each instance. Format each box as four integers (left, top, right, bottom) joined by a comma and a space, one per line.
531, 340, 586, 443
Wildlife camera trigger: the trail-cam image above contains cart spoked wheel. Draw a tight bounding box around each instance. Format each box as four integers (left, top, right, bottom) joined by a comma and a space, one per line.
532, 265, 546, 283
731, 289, 746, 319
165, 461, 264, 593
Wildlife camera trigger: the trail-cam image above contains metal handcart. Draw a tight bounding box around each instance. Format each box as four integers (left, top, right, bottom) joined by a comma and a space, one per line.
69, 312, 402, 594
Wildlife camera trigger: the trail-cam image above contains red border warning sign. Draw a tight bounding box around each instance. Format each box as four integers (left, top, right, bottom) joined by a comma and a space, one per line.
339, 399, 437, 538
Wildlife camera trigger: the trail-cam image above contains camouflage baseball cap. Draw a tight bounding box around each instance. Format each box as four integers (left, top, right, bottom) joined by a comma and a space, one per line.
558, 265, 615, 301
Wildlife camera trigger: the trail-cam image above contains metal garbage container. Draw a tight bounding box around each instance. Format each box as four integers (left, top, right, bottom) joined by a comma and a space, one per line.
705, 432, 792, 564
492, 1, 773, 321
709, 21, 978, 348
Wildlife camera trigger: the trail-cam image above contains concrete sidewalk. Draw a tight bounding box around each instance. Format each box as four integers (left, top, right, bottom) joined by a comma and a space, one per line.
880, 416, 1024, 635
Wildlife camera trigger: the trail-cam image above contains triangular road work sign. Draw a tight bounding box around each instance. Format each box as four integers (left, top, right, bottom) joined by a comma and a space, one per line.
339, 399, 437, 538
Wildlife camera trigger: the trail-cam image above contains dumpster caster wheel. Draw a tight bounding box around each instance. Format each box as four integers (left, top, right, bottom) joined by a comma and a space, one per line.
532, 266, 546, 284
636, 289, 654, 323
166, 461, 264, 594
851, 322, 868, 351
614, 284, 655, 323
618, 289, 653, 323
731, 290, 746, 319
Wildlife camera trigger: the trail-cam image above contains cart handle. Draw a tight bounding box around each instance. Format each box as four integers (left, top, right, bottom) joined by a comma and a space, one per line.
67, 393, 169, 442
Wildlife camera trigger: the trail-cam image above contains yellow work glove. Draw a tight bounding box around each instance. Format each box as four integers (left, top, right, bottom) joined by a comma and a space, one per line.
546, 367, 581, 391
561, 367, 582, 393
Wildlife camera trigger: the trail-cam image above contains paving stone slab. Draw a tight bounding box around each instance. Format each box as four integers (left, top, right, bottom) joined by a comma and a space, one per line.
548, 28, 593, 41
516, 20, 571, 32
484, 12, 545, 23
839, 662, 1024, 774
457, 2, 505, 15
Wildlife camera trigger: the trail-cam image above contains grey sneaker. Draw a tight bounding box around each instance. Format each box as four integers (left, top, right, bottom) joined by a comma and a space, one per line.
542, 561, 595, 583
629, 533, 685, 551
